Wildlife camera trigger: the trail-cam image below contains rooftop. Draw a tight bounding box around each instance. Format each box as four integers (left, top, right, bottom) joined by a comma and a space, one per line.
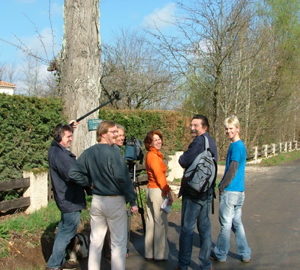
0, 80, 16, 88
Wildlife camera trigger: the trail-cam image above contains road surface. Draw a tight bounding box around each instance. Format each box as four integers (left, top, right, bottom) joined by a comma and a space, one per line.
84, 160, 300, 270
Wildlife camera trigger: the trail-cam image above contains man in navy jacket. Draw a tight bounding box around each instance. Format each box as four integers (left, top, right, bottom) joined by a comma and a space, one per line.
46, 124, 86, 270
176, 115, 218, 270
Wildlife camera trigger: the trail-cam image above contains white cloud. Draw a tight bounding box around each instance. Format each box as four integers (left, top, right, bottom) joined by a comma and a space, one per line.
143, 3, 176, 30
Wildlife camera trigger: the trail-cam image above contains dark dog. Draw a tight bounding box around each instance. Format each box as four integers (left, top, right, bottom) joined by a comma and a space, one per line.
67, 232, 90, 262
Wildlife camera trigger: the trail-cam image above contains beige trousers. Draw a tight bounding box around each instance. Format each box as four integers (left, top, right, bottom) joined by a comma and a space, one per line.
88, 195, 127, 270
145, 188, 169, 260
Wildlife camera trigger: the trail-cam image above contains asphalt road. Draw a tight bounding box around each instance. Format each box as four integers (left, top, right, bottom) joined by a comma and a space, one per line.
88, 160, 300, 270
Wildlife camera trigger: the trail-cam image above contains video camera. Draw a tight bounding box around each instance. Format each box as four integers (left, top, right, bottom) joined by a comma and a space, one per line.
124, 137, 147, 187
124, 137, 144, 164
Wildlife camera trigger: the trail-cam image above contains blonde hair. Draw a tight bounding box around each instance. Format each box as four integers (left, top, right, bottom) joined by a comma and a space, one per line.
224, 115, 240, 128
96, 120, 116, 142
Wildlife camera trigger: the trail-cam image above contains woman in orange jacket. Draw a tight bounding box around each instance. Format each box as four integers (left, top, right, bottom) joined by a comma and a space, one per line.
143, 130, 173, 261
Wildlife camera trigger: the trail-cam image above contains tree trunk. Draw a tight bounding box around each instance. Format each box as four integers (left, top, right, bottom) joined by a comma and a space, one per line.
59, 0, 101, 156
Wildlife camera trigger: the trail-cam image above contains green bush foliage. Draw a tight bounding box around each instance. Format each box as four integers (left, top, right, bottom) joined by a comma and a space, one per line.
0, 94, 64, 182
99, 109, 190, 154
0, 97, 190, 182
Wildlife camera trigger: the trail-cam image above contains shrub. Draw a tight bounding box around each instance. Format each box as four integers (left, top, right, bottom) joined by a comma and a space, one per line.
99, 109, 190, 154
0, 94, 64, 182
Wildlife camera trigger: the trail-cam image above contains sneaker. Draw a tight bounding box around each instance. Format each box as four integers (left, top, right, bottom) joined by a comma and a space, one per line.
210, 252, 226, 263
62, 260, 79, 269
46, 268, 61, 270
241, 258, 251, 263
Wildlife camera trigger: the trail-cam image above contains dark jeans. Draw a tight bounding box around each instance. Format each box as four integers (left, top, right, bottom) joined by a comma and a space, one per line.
178, 196, 212, 270
47, 211, 81, 268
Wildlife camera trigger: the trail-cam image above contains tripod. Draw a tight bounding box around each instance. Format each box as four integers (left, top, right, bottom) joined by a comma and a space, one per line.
128, 161, 146, 234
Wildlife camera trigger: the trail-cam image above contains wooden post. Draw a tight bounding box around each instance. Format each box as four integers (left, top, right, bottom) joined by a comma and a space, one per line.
289, 141, 292, 151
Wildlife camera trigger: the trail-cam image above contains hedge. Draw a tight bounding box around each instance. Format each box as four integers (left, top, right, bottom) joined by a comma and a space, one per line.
0, 94, 190, 182
0, 94, 64, 182
98, 109, 190, 154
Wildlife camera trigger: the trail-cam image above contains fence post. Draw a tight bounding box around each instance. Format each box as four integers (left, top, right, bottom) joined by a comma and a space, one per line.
295, 141, 298, 150
289, 141, 292, 151
272, 143, 276, 156
253, 146, 258, 161
23, 170, 48, 214
284, 142, 288, 152
279, 142, 282, 153
264, 144, 268, 158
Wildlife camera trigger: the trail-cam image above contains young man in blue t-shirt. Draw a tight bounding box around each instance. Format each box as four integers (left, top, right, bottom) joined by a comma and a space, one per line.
212, 115, 251, 263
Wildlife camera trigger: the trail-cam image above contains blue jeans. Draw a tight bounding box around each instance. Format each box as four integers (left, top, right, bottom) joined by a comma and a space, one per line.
47, 211, 81, 268
214, 191, 251, 261
178, 196, 212, 270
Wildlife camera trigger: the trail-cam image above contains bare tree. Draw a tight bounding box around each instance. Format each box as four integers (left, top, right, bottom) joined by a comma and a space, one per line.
19, 56, 57, 96
0, 63, 16, 82
151, 0, 253, 146
55, 0, 102, 155
101, 30, 174, 109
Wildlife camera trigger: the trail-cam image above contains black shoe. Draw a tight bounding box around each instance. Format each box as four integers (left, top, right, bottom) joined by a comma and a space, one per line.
154, 258, 167, 261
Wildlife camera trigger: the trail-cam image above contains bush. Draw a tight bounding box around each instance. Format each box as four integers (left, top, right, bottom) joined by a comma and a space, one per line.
0, 98, 190, 182
0, 94, 65, 182
99, 109, 190, 154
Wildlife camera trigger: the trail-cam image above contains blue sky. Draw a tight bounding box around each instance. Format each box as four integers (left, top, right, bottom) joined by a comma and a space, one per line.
0, 0, 179, 69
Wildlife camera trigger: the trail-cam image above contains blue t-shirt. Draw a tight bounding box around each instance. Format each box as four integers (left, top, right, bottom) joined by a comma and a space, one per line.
224, 140, 247, 192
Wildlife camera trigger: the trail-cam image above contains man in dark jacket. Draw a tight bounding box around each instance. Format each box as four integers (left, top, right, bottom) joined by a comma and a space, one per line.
46, 124, 86, 270
176, 115, 218, 270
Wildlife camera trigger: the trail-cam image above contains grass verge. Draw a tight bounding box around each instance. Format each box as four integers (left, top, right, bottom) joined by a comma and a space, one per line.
0, 197, 91, 259
258, 150, 300, 166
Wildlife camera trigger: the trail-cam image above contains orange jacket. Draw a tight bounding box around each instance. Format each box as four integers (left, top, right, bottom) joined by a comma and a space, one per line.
145, 147, 171, 196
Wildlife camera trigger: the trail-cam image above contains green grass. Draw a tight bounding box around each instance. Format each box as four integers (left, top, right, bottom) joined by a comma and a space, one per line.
0, 197, 92, 259
0, 239, 9, 258
171, 197, 182, 211
258, 150, 300, 166
172, 178, 181, 184
0, 198, 91, 236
